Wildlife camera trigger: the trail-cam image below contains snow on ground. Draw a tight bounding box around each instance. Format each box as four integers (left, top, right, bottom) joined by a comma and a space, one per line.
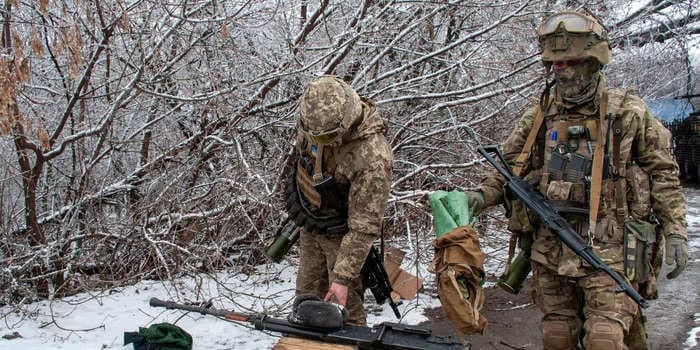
683, 187, 700, 349
1, 187, 698, 350
0, 258, 441, 350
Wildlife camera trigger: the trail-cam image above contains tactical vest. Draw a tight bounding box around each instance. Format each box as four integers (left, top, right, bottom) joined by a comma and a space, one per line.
511, 89, 659, 286
284, 136, 351, 235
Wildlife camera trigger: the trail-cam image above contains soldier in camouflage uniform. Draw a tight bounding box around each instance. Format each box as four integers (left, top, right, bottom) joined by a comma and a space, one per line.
463, 11, 688, 349
285, 75, 393, 325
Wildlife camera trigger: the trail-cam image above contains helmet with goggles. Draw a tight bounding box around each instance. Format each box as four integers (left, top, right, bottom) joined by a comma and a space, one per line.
298, 75, 362, 145
538, 11, 611, 65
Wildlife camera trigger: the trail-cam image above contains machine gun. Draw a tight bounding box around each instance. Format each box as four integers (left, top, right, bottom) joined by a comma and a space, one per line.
149, 298, 467, 350
477, 145, 649, 309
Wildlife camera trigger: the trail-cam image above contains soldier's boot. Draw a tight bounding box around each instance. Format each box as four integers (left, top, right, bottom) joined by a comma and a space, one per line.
583, 316, 627, 350
541, 315, 579, 350
624, 310, 649, 350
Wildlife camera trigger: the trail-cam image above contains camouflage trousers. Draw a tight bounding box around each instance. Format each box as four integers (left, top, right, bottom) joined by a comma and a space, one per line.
296, 230, 366, 325
532, 262, 639, 350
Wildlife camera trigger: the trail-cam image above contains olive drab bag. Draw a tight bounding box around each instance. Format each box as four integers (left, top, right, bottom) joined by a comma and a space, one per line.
124, 323, 193, 350
429, 191, 487, 335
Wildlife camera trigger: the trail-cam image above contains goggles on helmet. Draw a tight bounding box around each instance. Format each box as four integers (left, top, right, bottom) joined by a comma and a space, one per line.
538, 12, 606, 38
301, 126, 342, 145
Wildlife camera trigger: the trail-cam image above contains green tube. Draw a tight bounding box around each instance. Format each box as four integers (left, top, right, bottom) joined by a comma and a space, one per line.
497, 233, 532, 294
265, 224, 300, 262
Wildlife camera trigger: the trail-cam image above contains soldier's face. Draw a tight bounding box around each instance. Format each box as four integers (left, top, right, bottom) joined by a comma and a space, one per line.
552, 59, 599, 98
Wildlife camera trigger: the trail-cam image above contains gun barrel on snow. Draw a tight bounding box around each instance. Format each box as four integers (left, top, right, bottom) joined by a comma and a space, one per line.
149, 298, 468, 350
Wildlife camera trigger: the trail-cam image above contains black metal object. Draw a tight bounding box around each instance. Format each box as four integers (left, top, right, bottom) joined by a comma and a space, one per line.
362, 245, 403, 319
149, 298, 468, 350
477, 145, 649, 309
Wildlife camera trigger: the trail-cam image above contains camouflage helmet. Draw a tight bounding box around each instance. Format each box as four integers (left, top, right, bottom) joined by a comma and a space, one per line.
298, 75, 362, 145
538, 11, 611, 65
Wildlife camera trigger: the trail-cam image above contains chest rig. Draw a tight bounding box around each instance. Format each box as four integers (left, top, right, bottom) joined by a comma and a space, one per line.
540, 113, 600, 214
284, 136, 350, 235
515, 88, 631, 239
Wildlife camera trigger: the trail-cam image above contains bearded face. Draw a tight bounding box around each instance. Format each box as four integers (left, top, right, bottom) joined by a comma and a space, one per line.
551, 59, 601, 99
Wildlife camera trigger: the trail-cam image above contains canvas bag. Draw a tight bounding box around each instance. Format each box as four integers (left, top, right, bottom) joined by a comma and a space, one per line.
432, 226, 487, 335
429, 191, 487, 335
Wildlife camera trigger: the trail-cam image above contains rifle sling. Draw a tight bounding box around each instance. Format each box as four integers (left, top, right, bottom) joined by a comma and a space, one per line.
507, 101, 545, 268
612, 90, 629, 226
512, 106, 545, 177
588, 86, 608, 237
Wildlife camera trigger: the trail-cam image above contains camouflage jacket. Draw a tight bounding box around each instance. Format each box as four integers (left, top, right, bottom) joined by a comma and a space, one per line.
296, 98, 393, 285
479, 83, 687, 275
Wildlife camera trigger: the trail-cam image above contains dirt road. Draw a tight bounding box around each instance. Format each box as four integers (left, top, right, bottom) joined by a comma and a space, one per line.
423, 186, 700, 350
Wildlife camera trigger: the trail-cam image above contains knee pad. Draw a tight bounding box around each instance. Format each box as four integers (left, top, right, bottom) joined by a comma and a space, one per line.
585, 319, 624, 350
542, 317, 578, 350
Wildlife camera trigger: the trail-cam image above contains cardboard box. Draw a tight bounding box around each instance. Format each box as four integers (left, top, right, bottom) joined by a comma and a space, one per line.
381, 246, 423, 300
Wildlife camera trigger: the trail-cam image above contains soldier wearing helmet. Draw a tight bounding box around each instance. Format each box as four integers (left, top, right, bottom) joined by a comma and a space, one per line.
460, 10, 688, 349
284, 75, 393, 325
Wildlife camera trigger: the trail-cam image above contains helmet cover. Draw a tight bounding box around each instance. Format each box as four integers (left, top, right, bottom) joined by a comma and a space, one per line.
298, 75, 362, 144
538, 11, 611, 65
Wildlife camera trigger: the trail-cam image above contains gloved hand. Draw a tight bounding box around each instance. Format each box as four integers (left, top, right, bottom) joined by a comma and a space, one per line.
665, 234, 688, 279
464, 191, 485, 217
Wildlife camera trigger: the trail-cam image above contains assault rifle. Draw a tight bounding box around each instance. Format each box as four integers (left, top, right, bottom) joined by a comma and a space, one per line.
362, 245, 403, 319
477, 145, 649, 309
149, 298, 467, 350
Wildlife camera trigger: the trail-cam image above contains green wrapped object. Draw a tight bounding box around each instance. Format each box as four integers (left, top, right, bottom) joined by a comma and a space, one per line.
444, 190, 472, 227
429, 190, 476, 238
124, 322, 193, 350
429, 191, 456, 237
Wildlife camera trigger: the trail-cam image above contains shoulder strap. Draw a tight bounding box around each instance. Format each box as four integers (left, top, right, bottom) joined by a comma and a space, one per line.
588, 85, 608, 240
512, 106, 545, 177
612, 89, 631, 225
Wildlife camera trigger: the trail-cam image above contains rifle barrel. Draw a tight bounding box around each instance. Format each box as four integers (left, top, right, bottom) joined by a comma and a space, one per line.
149, 297, 251, 320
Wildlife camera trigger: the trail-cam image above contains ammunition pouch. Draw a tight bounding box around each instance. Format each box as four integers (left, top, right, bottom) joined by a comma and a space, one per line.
624, 218, 657, 296
566, 153, 591, 182
284, 159, 350, 235
506, 199, 536, 236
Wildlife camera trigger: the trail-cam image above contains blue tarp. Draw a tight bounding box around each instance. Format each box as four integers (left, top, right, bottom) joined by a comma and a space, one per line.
645, 98, 694, 122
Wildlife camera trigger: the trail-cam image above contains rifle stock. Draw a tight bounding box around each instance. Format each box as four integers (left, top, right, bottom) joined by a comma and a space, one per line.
149, 298, 467, 350
477, 145, 649, 309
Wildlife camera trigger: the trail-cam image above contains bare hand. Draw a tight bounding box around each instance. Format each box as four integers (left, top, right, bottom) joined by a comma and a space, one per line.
324, 282, 348, 306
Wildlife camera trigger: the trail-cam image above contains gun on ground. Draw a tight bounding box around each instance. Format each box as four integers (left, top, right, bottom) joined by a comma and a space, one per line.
149, 298, 467, 350
477, 145, 649, 309
266, 221, 403, 318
